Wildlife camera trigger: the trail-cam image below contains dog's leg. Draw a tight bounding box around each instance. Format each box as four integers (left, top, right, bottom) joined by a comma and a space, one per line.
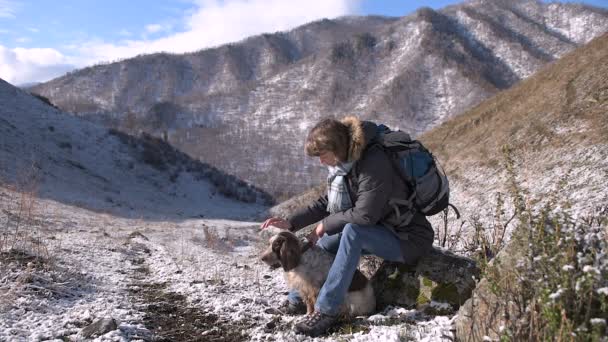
301, 289, 315, 315
305, 298, 314, 315
308, 289, 321, 315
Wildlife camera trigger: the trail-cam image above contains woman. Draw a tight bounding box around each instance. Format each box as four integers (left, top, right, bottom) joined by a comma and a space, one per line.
261, 116, 434, 337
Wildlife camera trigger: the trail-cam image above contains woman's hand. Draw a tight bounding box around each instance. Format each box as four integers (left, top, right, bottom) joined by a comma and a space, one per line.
307, 222, 325, 245
260, 217, 292, 230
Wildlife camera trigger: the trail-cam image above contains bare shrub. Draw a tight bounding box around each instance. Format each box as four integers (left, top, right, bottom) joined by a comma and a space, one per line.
459, 146, 608, 340
435, 208, 466, 251
0, 162, 49, 262
190, 225, 233, 254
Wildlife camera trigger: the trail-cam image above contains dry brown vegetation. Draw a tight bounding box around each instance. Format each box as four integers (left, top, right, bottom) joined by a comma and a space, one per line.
0, 165, 48, 261
420, 33, 608, 176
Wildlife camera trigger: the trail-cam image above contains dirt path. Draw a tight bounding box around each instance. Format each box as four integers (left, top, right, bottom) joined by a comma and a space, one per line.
124, 232, 252, 342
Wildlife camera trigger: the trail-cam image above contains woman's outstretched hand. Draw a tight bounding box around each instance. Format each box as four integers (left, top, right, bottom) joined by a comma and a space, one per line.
260, 217, 292, 230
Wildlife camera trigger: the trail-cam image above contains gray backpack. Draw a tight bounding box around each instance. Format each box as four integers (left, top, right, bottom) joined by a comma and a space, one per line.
375, 124, 460, 221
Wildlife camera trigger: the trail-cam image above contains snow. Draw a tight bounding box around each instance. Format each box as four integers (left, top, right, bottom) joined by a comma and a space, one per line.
582, 265, 600, 275
0, 186, 455, 341
548, 289, 564, 300
562, 265, 575, 272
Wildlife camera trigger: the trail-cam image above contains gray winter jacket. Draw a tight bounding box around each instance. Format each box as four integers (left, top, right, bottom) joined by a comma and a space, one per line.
287, 116, 434, 263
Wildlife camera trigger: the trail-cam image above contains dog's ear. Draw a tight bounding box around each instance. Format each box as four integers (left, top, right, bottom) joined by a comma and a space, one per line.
279, 234, 301, 271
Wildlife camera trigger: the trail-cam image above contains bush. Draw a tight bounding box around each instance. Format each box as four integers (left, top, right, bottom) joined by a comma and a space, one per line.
330, 42, 354, 64
354, 32, 376, 53
459, 146, 608, 341
30, 93, 58, 109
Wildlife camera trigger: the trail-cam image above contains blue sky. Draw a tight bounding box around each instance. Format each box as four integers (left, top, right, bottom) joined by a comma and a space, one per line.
0, 0, 606, 85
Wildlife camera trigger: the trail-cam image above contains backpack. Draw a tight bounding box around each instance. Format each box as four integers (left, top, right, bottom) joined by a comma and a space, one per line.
375, 124, 460, 221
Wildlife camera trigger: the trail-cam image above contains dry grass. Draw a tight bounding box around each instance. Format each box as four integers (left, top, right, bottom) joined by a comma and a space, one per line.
421, 33, 608, 177
0, 163, 50, 261
189, 224, 235, 254
0, 164, 64, 310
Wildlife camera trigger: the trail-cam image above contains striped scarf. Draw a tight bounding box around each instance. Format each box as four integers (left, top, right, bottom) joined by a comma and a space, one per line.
326, 162, 355, 214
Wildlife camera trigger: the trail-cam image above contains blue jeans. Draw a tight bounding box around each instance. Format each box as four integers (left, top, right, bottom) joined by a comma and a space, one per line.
287, 223, 404, 315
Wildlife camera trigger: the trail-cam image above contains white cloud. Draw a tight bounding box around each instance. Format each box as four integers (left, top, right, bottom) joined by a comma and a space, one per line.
15, 36, 30, 43
76, 0, 359, 63
0, 0, 360, 84
118, 29, 133, 37
0, 45, 75, 85
0, 0, 19, 18
145, 24, 165, 34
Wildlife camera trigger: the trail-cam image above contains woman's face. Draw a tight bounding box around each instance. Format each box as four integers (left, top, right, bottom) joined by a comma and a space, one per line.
319, 150, 339, 167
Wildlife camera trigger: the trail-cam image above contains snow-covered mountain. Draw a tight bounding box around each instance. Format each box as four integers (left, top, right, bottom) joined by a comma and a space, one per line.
0, 78, 268, 220
31, 0, 608, 198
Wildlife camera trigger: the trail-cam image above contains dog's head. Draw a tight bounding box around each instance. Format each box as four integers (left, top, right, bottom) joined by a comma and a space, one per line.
259, 231, 303, 271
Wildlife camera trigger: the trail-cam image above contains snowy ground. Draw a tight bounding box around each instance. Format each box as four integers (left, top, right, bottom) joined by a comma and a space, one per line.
0, 186, 455, 342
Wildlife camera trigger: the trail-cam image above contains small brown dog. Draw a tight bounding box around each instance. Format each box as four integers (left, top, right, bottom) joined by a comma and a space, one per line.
260, 231, 375, 316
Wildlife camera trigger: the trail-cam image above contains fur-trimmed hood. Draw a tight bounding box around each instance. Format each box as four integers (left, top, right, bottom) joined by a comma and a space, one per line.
340, 116, 378, 162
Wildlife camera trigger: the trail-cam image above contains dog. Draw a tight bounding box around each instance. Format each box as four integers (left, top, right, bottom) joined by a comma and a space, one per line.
260, 231, 375, 316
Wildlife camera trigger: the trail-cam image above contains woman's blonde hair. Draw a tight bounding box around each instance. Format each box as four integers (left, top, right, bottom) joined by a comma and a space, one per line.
304, 118, 350, 162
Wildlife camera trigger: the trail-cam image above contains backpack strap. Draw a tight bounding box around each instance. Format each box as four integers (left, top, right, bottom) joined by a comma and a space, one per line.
447, 203, 461, 219
370, 141, 415, 195
387, 195, 416, 226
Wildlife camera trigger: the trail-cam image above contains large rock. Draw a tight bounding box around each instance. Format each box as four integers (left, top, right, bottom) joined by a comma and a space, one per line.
361, 247, 480, 312
453, 235, 526, 341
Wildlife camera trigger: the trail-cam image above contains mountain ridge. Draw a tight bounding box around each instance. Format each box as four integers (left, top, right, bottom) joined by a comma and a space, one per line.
31, 0, 608, 198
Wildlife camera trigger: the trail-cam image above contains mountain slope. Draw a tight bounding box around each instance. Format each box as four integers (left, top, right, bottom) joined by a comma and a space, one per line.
0, 79, 266, 220
421, 32, 608, 223
31, 0, 608, 198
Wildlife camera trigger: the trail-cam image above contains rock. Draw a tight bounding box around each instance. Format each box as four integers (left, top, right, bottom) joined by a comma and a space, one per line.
80, 318, 119, 338
361, 247, 479, 311
453, 237, 525, 342
128, 231, 149, 241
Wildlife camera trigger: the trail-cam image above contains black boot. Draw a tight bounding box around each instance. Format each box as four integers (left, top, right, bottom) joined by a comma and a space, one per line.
294, 310, 337, 337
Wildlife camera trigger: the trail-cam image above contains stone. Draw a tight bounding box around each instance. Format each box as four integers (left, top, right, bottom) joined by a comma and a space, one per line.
80, 318, 119, 339
361, 246, 480, 312
454, 238, 526, 342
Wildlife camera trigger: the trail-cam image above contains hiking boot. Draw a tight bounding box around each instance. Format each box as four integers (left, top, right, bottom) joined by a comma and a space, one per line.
294, 310, 337, 337
265, 300, 306, 316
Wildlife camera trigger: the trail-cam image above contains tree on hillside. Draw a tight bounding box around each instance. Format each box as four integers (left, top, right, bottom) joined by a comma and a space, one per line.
148, 101, 180, 141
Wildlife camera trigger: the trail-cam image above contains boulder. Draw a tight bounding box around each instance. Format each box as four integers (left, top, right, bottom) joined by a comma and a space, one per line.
361, 247, 480, 312
453, 237, 525, 341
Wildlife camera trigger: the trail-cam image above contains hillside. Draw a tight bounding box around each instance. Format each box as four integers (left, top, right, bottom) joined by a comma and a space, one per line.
421, 32, 608, 228
0, 78, 268, 220
30, 0, 608, 198
269, 33, 608, 239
